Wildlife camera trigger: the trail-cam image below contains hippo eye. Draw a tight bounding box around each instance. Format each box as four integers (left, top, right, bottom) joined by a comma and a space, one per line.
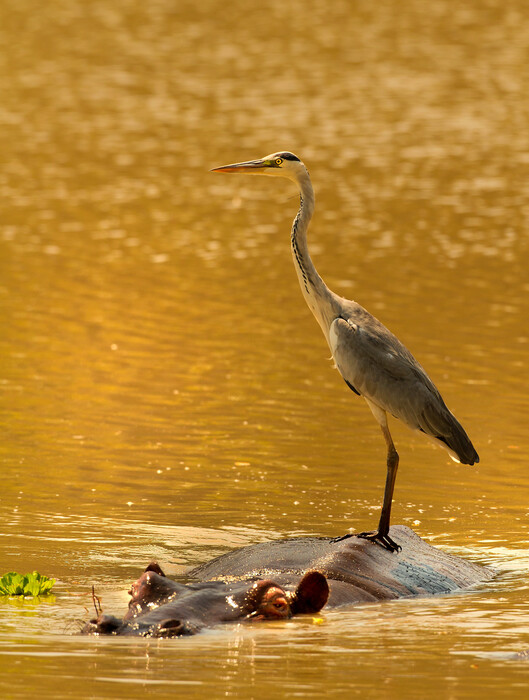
275, 158, 283, 166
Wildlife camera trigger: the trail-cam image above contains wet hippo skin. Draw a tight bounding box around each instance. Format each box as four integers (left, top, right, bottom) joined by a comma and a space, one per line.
82, 526, 492, 638
82, 565, 329, 637
189, 526, 493, 607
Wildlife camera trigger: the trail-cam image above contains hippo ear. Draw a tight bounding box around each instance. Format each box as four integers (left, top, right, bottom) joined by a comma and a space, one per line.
144, 561, 166, 577
290, 571, 329, 615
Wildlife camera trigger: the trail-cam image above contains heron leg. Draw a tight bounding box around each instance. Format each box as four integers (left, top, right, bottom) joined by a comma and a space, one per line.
378, 424, 399, 536
358, 423, 401, 553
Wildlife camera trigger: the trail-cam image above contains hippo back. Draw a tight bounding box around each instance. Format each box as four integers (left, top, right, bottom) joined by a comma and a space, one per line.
189, 526, 492, 607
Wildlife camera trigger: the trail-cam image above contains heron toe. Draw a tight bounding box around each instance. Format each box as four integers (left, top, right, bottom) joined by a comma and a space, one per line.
357, 530, 402, 553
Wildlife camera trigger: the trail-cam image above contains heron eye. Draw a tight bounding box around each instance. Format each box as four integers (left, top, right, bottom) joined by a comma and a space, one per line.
275, 158, 283, 166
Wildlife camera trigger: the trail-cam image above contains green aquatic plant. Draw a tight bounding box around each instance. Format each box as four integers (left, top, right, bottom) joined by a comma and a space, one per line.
0, 571, 55, 597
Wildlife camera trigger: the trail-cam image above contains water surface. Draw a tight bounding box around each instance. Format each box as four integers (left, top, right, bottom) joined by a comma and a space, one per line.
1, 1, 528, 697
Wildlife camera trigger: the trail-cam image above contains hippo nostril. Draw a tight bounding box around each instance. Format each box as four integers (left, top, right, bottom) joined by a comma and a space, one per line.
161, 619, 181, 629
94, 614, 122, 634
156, 618, 186, 637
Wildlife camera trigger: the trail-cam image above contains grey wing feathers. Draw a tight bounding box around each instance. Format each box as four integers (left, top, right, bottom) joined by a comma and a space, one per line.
329, 314, 479, 465
418, 399, 479, 465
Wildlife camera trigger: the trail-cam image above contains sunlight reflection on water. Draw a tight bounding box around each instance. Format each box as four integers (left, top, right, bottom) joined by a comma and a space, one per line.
1, 0, 529, 697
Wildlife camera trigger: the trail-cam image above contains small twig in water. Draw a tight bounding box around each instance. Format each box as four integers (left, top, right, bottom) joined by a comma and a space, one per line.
91, 585, 102, 618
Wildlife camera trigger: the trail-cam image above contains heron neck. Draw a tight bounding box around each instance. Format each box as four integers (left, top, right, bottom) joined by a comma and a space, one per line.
291, 173, 335, 337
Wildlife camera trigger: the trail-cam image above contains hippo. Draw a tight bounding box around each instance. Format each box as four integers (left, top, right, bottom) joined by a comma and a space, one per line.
189, 526, 493, 607
82, 563, 329, 638
82, 526, 492, 638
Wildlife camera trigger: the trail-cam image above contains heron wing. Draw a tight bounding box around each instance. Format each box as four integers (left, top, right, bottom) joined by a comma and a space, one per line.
328, 314, 478, 464
329, 316, 448, 432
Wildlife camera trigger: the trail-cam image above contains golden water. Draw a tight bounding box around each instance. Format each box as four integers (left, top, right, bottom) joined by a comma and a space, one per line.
1, 0, 528, 697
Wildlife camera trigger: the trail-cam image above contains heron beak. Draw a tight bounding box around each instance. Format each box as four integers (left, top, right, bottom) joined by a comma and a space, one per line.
211, 159, 269, 174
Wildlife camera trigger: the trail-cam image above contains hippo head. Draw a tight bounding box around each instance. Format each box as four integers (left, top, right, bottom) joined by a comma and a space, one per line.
82, 563, 329, 638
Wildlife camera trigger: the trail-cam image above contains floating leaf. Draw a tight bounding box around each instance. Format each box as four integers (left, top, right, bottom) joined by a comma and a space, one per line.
0, 571, 56, 597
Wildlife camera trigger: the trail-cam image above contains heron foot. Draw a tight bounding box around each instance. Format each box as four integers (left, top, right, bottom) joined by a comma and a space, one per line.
357, 530, 401, 553
330, 534, 354, 544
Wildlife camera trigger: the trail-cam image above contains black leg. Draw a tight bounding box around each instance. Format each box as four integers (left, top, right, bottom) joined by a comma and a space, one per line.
357, 425, 401, 552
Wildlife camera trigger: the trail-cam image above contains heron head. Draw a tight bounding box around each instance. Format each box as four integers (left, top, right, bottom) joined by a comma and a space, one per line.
211, 151, 306, 183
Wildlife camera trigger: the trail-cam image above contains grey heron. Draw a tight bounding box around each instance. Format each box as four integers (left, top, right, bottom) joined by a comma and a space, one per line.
212, 151, 479, 552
